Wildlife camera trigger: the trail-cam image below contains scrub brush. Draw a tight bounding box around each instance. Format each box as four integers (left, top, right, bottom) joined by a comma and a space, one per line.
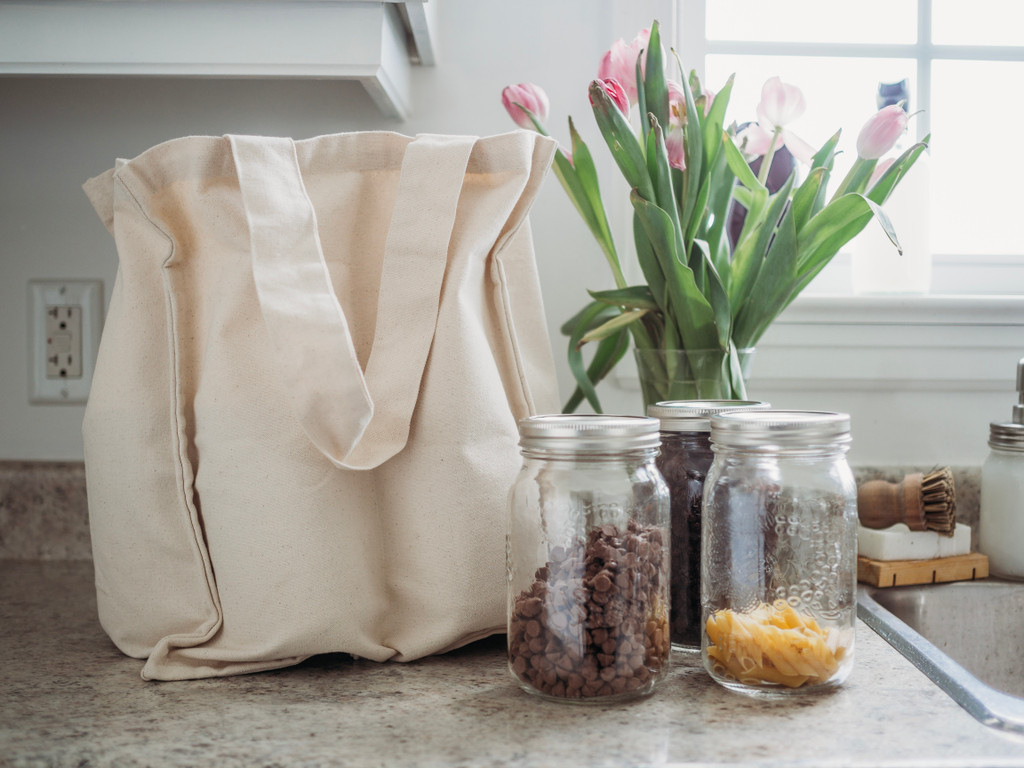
857, 467, 957, 536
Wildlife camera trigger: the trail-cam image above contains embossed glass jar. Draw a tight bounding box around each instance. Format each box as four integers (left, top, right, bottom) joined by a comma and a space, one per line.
507, 415, 671, 703
646, 400, 770, 652
701, 410, 857, 696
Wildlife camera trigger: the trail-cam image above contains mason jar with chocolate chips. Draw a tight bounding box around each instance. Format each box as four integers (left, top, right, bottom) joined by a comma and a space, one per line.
507, 415, 670, 703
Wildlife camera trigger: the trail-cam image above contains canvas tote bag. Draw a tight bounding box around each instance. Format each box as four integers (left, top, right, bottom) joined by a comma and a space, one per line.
82, 130, 560, 681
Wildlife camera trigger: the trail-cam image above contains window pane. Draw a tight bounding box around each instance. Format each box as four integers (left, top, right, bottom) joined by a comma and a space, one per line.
933, 0, 1024, 46
931, 60, 1024, 255
706, 0, 916, 44
705, 54, 915, 182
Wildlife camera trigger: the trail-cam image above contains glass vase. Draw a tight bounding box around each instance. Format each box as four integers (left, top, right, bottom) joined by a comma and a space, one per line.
634, 348, 754, 409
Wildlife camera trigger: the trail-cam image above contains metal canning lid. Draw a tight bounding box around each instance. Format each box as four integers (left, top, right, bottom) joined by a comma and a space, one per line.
709, 409, 851, 448
518, 414, 661, 452
989, 422, 1024, 451
646, 400, 770, 432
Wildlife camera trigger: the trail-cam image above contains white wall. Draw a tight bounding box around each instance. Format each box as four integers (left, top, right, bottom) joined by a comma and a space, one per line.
1, 0, 659, 460
0, 0, 1017, 467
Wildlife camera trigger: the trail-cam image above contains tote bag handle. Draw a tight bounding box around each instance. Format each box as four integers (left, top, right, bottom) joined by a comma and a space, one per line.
229, 134, 476, 471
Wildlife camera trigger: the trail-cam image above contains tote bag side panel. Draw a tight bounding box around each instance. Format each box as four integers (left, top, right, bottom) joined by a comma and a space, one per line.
82, 171, 221, 659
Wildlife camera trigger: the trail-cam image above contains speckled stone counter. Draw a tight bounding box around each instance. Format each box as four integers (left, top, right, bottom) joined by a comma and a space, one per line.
2, 561, 1023, 768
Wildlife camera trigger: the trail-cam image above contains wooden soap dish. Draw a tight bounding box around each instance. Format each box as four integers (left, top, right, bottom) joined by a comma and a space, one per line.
857, 552, 990, 588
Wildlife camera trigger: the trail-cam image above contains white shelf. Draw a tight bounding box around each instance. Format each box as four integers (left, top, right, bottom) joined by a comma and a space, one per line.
0, 0, 435, 119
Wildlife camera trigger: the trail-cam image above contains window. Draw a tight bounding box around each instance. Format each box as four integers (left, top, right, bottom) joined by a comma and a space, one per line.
677, 0, 1024, 295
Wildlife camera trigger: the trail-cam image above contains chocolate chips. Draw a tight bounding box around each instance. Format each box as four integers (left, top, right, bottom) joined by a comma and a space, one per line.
508, 520, 670, 700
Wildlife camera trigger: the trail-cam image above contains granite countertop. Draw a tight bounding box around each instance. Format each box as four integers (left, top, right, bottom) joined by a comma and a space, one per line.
2, 560, 1024, 767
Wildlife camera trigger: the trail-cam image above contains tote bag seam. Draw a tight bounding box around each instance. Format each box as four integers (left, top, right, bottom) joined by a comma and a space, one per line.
490, 231, 537, 416
111, 171, 224, 651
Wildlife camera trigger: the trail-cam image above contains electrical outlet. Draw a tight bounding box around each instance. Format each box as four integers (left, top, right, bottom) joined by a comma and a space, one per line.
45, 304, 83, 379
29, 280, 103, 404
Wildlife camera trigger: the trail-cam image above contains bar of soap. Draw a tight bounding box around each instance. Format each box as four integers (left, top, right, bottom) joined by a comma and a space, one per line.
857, 523, 971, 561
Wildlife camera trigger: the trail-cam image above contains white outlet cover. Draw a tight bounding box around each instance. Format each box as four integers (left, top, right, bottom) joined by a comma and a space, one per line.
29, 280, 104, 404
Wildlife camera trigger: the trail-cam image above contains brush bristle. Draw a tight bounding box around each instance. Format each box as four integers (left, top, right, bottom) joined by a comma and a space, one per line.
920, 466, 956, 536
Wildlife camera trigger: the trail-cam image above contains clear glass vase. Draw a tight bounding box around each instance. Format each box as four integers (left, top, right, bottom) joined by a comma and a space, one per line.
634, 348, 754, 409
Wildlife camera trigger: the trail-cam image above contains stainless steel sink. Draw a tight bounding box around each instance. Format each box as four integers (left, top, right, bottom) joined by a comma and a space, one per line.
858, 578, 1024, 734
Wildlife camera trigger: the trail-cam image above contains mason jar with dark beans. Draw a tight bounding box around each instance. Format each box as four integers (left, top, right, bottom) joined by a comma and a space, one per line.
646, 400, 769, 651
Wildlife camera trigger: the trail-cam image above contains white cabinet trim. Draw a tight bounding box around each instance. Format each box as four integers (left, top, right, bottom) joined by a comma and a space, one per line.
0, 0, 433, 119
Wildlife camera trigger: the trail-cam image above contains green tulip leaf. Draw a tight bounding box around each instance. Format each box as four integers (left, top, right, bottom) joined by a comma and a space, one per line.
722, 130, 766, 194
643, 21, 669, 139
797, 193, 881, 275
791, 166, 827, 233
693, 237, 732, 348
732, 202, 799, 348
580, 308, 650, 345
631, 191, 719, 351
729, 173, 795, 313
564, 300, 624, 412
702, 74, 734, 168
646, 115, 681, 234
868, 136, 929, 205
588, 285, 659, 311
567, 117, 625, 285
676, 62, 704, 228
563, 327, 631, 413
632, 210, 669, 313
590, 82, 655, 201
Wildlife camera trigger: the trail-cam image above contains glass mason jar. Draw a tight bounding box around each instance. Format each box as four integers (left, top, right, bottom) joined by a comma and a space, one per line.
646, 400, 770, 652
507, 414, 671, 703
980, 423, 1024, 580
701, 410, 857, 696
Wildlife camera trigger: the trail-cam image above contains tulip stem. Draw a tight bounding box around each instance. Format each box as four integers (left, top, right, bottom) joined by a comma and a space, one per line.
757, 127, 783, 187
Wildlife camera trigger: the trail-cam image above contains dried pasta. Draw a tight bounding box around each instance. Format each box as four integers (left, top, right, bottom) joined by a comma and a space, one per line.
705, 600, 847, 688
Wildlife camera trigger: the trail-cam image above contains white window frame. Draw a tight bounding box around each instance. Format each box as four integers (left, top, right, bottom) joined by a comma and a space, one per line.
676, 0, 1024, 295
604, 1, 1024, 466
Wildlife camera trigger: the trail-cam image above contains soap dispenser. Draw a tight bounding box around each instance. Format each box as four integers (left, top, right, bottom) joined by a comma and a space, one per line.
979, 357, 1024, 579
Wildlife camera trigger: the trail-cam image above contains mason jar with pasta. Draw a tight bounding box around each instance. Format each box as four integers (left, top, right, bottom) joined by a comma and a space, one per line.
700, 410, 857, 696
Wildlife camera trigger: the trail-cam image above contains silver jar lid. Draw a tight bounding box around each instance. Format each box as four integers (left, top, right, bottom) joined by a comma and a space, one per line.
709, 409, 851, 448
647, 400, 770, 432
518, 414, 661, 452
989, 422, 1024, 452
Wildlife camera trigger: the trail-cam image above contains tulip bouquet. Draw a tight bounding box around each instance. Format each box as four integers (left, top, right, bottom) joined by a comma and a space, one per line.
502, 20, 928, 412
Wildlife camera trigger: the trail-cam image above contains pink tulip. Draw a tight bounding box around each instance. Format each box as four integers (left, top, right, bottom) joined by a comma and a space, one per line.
756, 76, 806, 130
701, 87, 716, 115
868, 156, 895, 187
597, 28, 650, 106
667, 80, 687, 126
856, 104, 908, 159
501, 83, 550, 130
666, 123, 686, 170
592, 78, 630, 117
737, 122, 774, 157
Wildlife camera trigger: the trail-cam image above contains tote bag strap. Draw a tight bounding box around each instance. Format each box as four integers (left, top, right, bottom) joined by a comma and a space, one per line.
229, 133, 476, 470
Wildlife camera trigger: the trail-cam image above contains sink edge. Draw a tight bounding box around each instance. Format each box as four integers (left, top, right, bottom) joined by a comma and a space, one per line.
857, 585, 1024, 735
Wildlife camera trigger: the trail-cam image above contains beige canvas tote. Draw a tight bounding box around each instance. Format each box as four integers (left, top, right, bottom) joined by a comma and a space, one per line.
81, 131, 559, 681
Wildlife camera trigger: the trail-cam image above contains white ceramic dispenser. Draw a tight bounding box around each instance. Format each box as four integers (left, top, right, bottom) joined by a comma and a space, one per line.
980, 357, 1024, 579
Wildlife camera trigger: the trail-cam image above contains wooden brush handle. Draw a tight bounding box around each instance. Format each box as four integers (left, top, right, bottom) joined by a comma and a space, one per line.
857, 475, 925, 530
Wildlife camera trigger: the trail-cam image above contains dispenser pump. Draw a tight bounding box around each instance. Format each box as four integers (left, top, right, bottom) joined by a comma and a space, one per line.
1015, 357, 1024, 425
989, 357, 1024, 450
